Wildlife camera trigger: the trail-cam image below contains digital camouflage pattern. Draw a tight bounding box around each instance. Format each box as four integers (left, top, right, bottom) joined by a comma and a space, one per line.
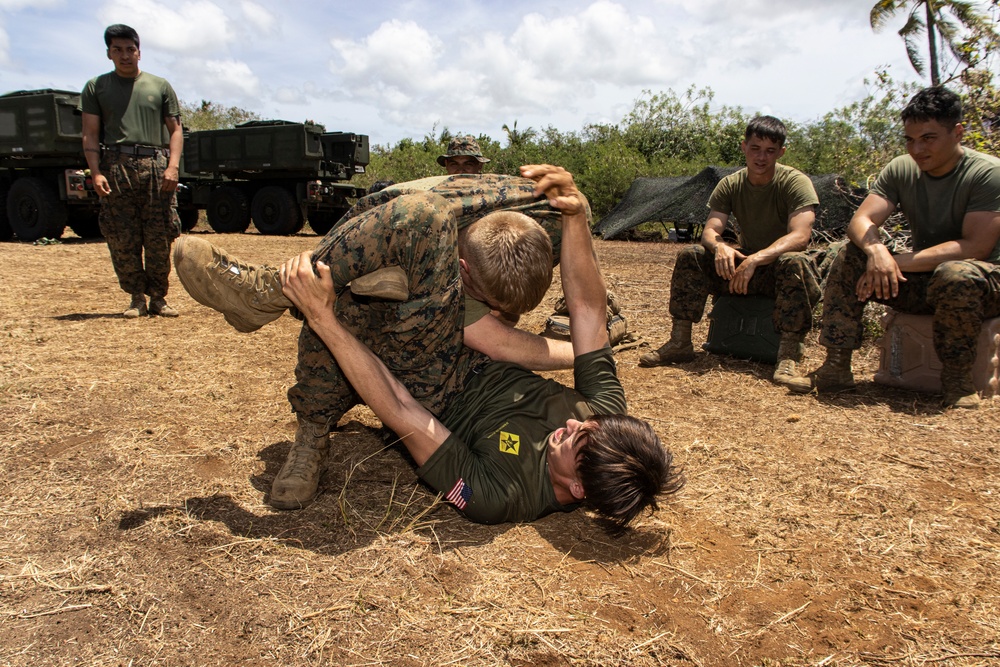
293, 174, 592, 425
99, 152, 180, 298
436, 135, 489, 166
288, 191, 487, 424
818, 241, 1000, 372
317, 174, 565, 265
668, 242, 842, 334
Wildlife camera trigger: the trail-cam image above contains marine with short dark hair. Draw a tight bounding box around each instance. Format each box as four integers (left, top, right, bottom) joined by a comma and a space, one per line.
788, 87, 1000, 408
640, 116, 832, 387
80, 24, 183, 319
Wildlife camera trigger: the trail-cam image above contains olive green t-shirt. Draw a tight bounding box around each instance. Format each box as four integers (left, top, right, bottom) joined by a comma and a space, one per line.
708, 164, 819, 253
463, 295, 491, 327
417, 347, 626, 524
870, 148, 1000, 264
80, 71, 180, 147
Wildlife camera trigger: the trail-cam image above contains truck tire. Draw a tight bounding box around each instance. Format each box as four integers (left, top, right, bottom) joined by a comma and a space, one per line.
307, 207, 349, 236
251, 186, 302, 235
67, 208, 103, 239
207, 186, 250, 233
0, 185, 12, 241
178, 207, 200, 232
6, 177, 67, 242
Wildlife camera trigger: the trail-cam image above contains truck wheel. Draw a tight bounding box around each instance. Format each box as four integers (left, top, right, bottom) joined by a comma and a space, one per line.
6, 177, 67, 242
207, 186, 250, 233
307, 207, 349, 236
178, 207, 200, 232
0, 185, 12, 241
68, 208, 103, 239
251, 186, 302, 235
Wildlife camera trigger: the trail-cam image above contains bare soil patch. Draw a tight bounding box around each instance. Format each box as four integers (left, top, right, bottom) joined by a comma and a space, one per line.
1, 232, 998, 666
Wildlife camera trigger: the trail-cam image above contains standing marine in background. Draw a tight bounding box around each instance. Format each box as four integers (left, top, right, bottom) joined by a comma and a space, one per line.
81, 23, 184, 319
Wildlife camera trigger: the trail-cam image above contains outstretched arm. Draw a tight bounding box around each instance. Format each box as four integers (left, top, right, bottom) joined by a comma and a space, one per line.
520, 165, 608, 357
279, 252, 452, 466
464, 314, 575, 370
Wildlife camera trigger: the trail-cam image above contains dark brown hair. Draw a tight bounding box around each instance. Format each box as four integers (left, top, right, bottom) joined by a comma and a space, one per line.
578, 414, 684, 532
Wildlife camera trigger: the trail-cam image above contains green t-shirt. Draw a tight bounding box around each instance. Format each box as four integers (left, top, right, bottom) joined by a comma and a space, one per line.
870, 148, 1000, 263
463, 295, 490, 327
417, 347, 626, 524
708, 164, 819, 253
80, 71, 180, 147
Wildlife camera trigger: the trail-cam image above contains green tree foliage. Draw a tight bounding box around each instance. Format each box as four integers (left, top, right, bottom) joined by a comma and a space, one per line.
620, 87, 748, 168
870, 0, 998, 86
180, 100, 260, 131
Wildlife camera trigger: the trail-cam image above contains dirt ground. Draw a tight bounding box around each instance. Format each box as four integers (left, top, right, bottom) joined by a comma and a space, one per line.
1, 228, 998, 667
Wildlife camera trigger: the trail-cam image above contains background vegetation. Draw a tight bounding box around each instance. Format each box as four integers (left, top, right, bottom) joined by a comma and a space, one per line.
183, 2, 998, 222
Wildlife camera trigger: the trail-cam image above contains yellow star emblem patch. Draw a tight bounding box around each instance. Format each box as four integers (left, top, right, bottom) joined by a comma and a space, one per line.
498, 431, 520, 456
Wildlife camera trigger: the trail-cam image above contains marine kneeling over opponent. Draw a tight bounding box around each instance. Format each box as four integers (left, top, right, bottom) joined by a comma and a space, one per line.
174, 166, 684, 530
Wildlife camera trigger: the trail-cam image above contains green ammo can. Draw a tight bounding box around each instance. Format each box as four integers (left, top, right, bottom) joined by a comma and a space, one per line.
702, 295, 779, 363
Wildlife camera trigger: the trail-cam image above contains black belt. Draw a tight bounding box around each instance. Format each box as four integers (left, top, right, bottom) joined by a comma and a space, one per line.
105, 144, 169, 158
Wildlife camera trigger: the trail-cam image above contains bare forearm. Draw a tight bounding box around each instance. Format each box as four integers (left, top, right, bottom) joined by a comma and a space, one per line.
167, 118, 183, 170
749, 230, 810, 266
561, 210, 606, 314
465, 318, 575, 370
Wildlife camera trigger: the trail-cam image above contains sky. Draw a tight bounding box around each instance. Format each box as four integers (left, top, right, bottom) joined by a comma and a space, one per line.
0, 0, 990, 148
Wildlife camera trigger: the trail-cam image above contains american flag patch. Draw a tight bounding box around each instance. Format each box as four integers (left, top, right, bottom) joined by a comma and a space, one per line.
446, 478, 473, 510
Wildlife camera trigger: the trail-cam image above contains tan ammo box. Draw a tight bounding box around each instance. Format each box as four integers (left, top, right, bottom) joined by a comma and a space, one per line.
874, 310, 1000, 397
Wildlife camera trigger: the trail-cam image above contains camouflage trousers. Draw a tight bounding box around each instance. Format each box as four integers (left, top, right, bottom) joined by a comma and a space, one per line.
318, 173, 566, 265
98, 152, 180, 298
669, 242, 841, 334
287, 191, 487, 426
818, 241, 1000, 371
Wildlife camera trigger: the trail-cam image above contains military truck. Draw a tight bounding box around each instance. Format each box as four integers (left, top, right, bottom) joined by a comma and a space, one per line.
182, 120, 369, 235
0, 88, 201, 242
0, 89, 103, 241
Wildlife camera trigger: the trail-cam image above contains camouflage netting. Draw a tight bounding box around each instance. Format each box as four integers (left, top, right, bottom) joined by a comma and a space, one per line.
594, 167, 869, 244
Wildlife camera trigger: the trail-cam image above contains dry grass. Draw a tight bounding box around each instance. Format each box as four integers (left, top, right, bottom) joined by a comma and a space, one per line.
1, 231, 998, 666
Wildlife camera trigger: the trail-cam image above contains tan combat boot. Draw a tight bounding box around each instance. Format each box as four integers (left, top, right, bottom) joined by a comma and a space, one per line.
771, 332, 806, 388
349, 266, 409, 301
124, 294, 147, 318
941, 366, 980, 410
270, 418, 331, 510
786, 348, 856, 394
149, 297, 179, 317
639, 320, 695, 366
173, 236, 292, 332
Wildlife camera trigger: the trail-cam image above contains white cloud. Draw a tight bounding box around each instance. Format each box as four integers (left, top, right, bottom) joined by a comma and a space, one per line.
0, 0, 62, 8
0, 24, 8, 68
172, 57, 260, 99
240, 0, 277, 36
98, 0, 235, 54
327, 2, 692, 132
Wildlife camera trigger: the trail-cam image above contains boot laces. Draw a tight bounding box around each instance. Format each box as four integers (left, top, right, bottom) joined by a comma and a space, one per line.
211, 250, 281, 299
283, 443, 324, 480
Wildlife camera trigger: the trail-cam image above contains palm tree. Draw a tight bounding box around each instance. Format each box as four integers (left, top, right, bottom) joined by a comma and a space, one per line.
870, 0, 998, 86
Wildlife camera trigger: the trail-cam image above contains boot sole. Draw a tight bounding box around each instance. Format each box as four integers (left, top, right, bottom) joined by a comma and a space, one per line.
269, 495, 316, 511
638, 353, 695, 367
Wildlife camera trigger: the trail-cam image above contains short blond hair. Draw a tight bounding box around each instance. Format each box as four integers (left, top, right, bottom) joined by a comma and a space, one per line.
459, 211, 553, 315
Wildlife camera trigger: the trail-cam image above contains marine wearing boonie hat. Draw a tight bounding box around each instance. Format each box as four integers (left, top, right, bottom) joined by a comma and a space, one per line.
437, 135, 490, 167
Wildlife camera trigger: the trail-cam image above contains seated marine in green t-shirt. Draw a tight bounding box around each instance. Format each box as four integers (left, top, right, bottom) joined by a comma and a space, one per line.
787, 87, 1000, 409
640, 116, 829, 388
